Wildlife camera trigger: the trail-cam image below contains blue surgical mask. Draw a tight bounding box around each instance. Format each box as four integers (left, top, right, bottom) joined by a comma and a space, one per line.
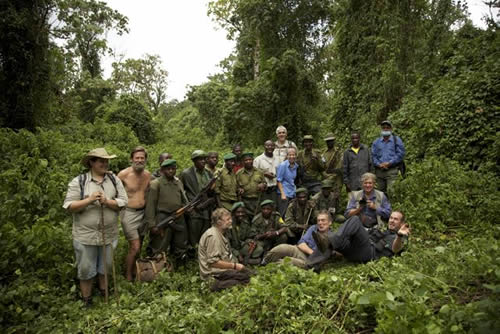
381, 130, 392, 137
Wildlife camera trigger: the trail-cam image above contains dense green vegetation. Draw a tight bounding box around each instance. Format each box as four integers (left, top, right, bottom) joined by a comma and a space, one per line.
0, 0, 499, 332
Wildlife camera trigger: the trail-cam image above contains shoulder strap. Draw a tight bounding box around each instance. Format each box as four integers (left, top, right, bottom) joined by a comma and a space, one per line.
107, 172, 118, 198
79, 173, 87, 200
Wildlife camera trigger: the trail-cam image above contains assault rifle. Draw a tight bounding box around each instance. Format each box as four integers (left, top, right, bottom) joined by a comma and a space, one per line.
156, 176, 218, 230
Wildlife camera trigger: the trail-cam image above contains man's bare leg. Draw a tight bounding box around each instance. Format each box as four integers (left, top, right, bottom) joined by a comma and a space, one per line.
126, 239, 141, 281
80, 278, 93, 298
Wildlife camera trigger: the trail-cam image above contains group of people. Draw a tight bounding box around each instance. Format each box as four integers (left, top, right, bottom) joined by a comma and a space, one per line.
63, 120, 409, 303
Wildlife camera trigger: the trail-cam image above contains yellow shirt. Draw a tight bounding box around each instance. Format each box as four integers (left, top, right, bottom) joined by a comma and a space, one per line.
352, 147, 360, 154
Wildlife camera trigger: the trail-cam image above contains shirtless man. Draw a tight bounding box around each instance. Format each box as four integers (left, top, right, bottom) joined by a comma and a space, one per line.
118, 146, 151, 281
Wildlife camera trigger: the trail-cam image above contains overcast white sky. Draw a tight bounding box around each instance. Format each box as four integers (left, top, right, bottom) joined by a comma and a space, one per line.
102, 0, 496, 102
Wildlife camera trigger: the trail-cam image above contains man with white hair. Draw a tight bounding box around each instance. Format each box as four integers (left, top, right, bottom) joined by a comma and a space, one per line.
274, 125, 298, 163
345, 172, 391, 229
198, 208, 251, 291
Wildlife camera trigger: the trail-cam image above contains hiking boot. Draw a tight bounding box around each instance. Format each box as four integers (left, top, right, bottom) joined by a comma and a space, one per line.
82, 296, 93, 308
312, 231, 330, 253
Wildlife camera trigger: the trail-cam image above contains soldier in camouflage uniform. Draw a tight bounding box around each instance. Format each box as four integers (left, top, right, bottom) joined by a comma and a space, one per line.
322, 133, 343, 192
145, 159, 189, 259
215, 153, 239, 211
312, 180, 345, 224
151, 152, 172, 180
236, 152, 267, 221
180, 150, 214, 247
227, 202, 256, 264
249, 200, 288, 260
297, 135, 324, 194
285, 187, 318, 244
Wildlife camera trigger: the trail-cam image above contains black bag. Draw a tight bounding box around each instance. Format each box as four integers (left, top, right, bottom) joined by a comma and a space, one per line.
393, 135, 406, 178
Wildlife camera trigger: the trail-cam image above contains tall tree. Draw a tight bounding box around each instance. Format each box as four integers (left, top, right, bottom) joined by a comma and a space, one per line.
52, 0, 128, 78
111, 54, 168, 115
328, 0, 467, 131
208, 0, 332, 144
0, 0, 52, 130
0, 0, 128, 129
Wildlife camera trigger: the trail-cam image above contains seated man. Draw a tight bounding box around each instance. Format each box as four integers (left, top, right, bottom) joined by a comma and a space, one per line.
227, 202, 255, 264
250, 200, 288, 260
345, 172, 391, 230
263, 210, 333, 268
312, 180, 345, 224
308, 211, 410, 269
285, 187, 317, 244
198, 208, 251, 291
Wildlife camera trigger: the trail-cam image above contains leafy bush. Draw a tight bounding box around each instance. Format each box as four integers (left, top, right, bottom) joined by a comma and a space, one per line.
2, 233, 497, 333
391, 157, 500, 235
104, 94, 157, 144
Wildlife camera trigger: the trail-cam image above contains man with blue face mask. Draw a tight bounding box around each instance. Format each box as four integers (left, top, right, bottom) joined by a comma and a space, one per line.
371, 120, 405, 195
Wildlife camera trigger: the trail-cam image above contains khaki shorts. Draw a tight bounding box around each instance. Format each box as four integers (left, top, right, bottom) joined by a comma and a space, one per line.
73, 239, 117, 280
120, 208, 145, 241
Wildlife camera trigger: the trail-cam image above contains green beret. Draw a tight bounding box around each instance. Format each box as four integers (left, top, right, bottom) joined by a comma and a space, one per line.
223, 153, 237, 160
260, 199, 275, 207
296, 187, 308, 194
191, 150, 207, 160
324, 133, 335, 141
241, 152, 254, 158
231, 201, 245, 212
303, 135, 314, 141
321, 180, 333, 189
161, 159, 176, 167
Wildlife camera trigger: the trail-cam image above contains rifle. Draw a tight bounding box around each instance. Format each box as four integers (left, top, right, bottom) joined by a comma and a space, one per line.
243, 241, 257, 265
156, 176, 218, 230
301, 207, 314, 238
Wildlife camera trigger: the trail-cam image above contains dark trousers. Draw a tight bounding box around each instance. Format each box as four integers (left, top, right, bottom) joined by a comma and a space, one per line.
147, 217, 188, 257
278, 196, 292, 217
329, 216, 374, 263
211, 269, 252, 292
188, 217, 211, 246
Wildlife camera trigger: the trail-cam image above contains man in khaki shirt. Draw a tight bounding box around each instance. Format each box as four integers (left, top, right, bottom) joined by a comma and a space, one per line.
198, 208, 250, 291
63, 148, 128, 306
236, 152, 267, 220
145, 159, 189, 259
215, 153, 239, 210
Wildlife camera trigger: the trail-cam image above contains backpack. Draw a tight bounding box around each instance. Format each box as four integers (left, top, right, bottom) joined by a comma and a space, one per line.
393, 135, 406, 178
78, 172, 118, 200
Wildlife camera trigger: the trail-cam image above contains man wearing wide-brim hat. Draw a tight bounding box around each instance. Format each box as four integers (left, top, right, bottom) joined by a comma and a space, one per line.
63, 148, 128, 307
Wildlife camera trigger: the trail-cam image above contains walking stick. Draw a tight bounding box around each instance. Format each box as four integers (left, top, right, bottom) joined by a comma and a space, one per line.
301, 207, 314, 238
100, 203, 109, 304
110, 242, 119, 304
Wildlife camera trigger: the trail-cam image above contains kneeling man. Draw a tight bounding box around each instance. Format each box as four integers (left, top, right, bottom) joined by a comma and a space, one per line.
263, 210, 332, 268
199, 208, 251, 291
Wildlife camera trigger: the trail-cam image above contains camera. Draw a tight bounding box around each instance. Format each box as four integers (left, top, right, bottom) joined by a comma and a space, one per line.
359, 198, 367, 206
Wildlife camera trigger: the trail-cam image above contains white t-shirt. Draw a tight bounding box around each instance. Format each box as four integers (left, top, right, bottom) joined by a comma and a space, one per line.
253, 153, 281, 187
